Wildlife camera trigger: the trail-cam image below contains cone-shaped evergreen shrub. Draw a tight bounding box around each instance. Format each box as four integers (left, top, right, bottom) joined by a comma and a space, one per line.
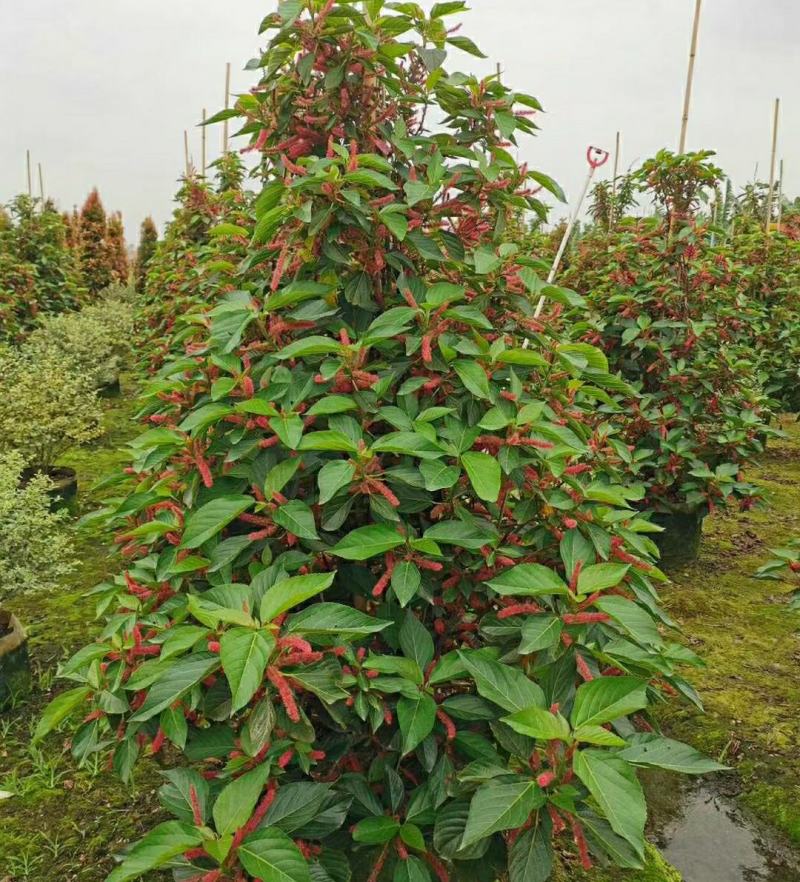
42, 4, 721, 881
79, 187, 115, 296
135, 216, 159, 293
107, 210, 130, 283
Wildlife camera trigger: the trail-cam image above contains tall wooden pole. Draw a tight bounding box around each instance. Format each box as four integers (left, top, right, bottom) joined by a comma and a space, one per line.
609, 130, 621, 228
26, 150, 32, 197
37, 163, 44, 204
223, 62, 232, 154
765, 97, 780, 233
678, 0, 703, 154
202, 108, 207, 176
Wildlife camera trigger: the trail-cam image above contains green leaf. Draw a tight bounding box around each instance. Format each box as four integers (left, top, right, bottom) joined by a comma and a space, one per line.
397, 693, 437, 755
502, 706, 571, 742
318, 460, 356, 504
486, 564, 569, 597
286, 603, 392, 638
260, 572, 336, 623
270, 414, 305, 450
307, 395, 358, 416
420, 460, 460, 491
221, 628, 276, 714
573, 750, 646, 859
576, 563, 630, 595
34, 687, 91, 742
454, 360, 491, 399
106, 821, 202, 882
273, 500, 319, 540
461, 781, 544, 847
458, 651, 545, 713
508, 821, 553, 882
265, 459, 301, 498
239, 827, 312, 882
380, 207, 409, 241
130, 654, 219, 722
593, 597, 662, 647
426, 282, 465, 307
180, 495, 252, 550
213, 762, 272, 837
496, 349, 548, 367
329, 524, 405, 560
570, 677, 649, 729
447, 35, 487, 58
518, 616, 562, 654
392, 561, 422, 607
617, 735, 728, 774
344, 169, 398, 190
299, 431, 359, 453
572, 725, 627, 747
461, 452, 501, 503
265, 281, 333, 312
394, 856, 431, 882
399, 611, 434, 669
352, 816, 401, 844
276, 336, 343, 359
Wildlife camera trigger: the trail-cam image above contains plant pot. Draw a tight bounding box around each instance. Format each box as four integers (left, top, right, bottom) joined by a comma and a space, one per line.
650, 508, 705, 570
21, 466, 78, 510
0, 610, 30, 709
98, 376, 121, 398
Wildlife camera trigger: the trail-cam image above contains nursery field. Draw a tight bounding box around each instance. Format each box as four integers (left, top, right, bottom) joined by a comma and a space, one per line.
2, 3, 800, 882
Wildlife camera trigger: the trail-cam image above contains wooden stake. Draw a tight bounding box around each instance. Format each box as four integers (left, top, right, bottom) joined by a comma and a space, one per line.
38, 163, 44, 204
184, 130, 191, 178
679, 0, 702, 154
777, 159, 784, 230
609, 131, 621, 227
26, 150, 32, 197
223, 62, 232, 154
202, 108, 207, 176
765, 97, 780, 233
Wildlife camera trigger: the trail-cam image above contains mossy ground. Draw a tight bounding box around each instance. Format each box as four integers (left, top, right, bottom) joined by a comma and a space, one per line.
654, 415, 800, 847
0, 378, 165, 882
2, 397, 799, 882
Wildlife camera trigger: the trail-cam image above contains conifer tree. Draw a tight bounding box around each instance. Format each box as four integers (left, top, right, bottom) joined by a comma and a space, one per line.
107, 211, 129, 283
78, 188, 114, 296
134, 216, 158, 293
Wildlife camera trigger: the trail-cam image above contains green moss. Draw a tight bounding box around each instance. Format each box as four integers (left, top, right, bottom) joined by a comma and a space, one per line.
557, 845, 682, 882
655, 415, 800, 846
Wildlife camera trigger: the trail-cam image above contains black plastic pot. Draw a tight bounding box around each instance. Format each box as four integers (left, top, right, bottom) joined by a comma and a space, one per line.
651, 508, 705, 570
98, 376, 121, 398
21, 466, 78, 510
0, 610, 30, 709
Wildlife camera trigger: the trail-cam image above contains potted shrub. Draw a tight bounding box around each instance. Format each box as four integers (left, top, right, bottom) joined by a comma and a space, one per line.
0, 343, 103, 504
755, 538, 800, 610
565, 153, 772, 567
41, 4, 722, 881
0, 452, 75, 706
25, 294, 135, 394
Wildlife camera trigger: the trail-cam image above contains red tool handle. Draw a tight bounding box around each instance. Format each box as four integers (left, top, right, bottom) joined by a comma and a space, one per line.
586, 146, 610, 169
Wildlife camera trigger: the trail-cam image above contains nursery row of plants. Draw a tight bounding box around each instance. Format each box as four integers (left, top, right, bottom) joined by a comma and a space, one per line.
2, 2, 800, 881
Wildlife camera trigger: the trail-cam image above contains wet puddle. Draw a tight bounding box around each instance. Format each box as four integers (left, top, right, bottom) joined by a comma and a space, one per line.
658, 785, 799, 881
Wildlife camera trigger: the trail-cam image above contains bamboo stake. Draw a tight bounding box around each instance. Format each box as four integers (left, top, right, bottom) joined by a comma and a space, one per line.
678, 0, 702, 154
38, 163, 44, 204
26, 150, 32, 197
777, 159, 785, 230
609, 130, 621, 228
223, 62, 232, 154
765, 97, 780, 233
202, 108, 207, 176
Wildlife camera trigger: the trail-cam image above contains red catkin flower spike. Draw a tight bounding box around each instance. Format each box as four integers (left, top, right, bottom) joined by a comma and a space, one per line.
189, 785, 204, 826
436, 708, 457, 741
267, 667, 300, 722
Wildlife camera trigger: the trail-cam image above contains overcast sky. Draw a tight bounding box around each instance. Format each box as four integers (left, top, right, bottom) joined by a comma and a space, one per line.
1, 1, 796, 245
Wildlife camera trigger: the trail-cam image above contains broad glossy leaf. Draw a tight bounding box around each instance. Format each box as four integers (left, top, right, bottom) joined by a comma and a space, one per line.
461, 451, 501, 503
130, 654, 219, 722
274, 500, 319, 540
286, 603, 391, 638
260, 572, 336, 622
106, 821, 202, 882
397, 693, 437, 755
617, 735, 728, 774
180, 495, 253, 549
461, 781, 544, 847
221, 628, 275, 713
573, 750, 646, 858
458, 651, 545, 713
502, 706, 571, 742
34, 687, 91, 742
213, 762, 272, 837
239, 827, 312, 882
486, 564, 569, 597
329, 524, 405, 560
570, 676, 649, 729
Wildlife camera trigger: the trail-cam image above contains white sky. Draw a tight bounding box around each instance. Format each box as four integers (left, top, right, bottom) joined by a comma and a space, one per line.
1, 1, 797, 245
